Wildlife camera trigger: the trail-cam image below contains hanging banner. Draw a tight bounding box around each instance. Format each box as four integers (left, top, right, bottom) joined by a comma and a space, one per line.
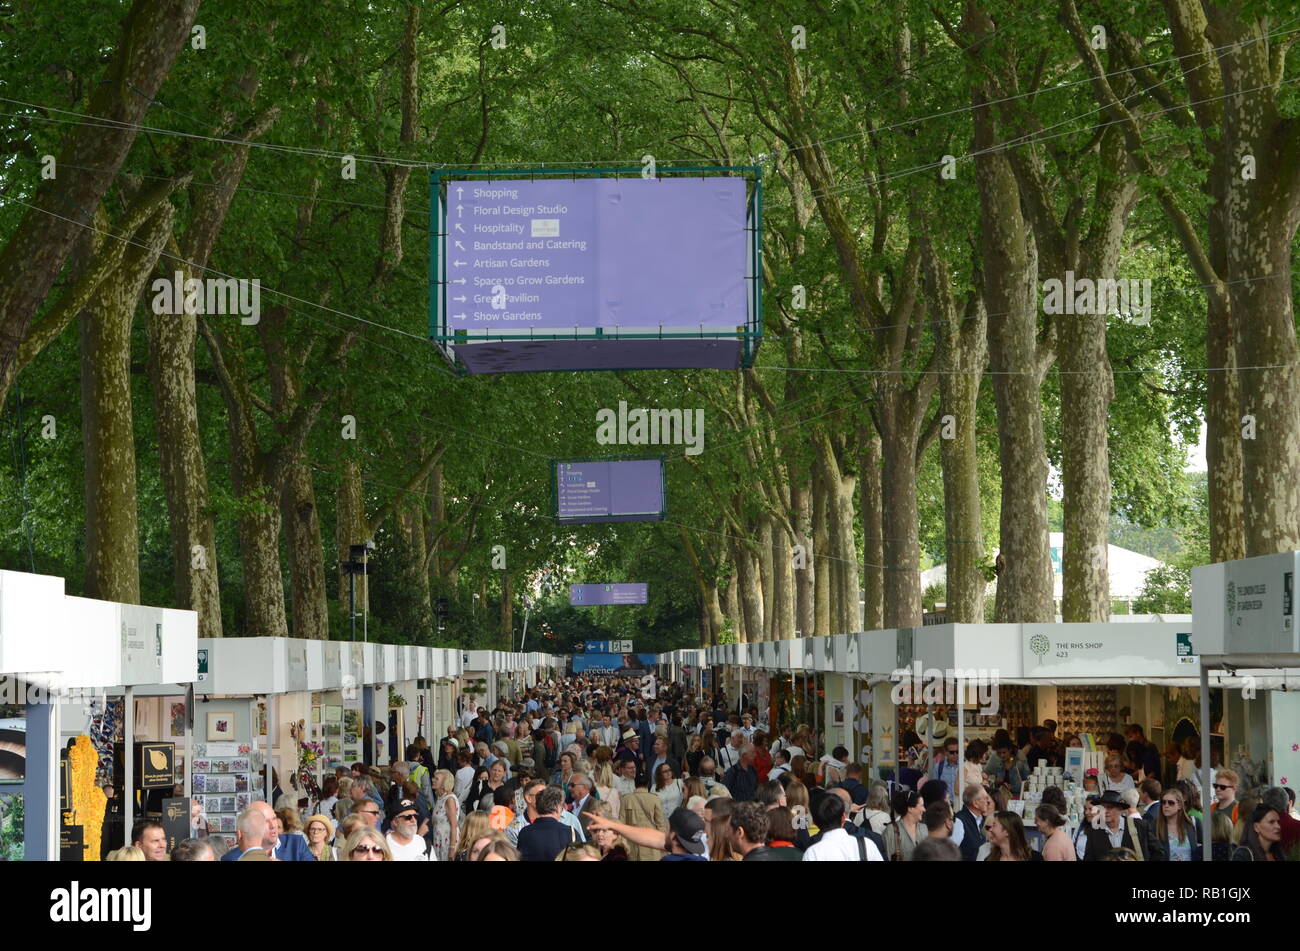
430, 169, 762, 373
570, 583, 648, 605
554, 459, 665, 524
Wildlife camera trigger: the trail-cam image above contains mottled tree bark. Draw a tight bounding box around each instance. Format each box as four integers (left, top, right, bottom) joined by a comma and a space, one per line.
966, 32, 1054, 622
758, 516, 775, 641
791, 481, 816, 638
337, 458, 368, 617
878, 396, 924, 628
1209, 13, 1300, 555
858, 428, 884, 631
812, 462, 832, 638
924, 238, 986, 623
500, 573, 513, 650
282, 461, 329, 639
770, 514, 796, 640
81, 205, 172, 603
0, 0, 199, 383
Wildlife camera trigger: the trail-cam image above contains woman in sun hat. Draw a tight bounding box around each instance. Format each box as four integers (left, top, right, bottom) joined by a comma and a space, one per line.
304, 813, 336, 862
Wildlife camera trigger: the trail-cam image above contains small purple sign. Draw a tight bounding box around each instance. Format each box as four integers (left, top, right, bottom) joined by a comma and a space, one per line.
446, 178, 747, 332
554, 458, 665, 523
570, 583, 649, 606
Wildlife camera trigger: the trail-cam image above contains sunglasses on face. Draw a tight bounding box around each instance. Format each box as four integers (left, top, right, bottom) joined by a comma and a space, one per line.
352, 846, 383, 855
1213, 784, 1234, 791
1162, 800, 1179, 806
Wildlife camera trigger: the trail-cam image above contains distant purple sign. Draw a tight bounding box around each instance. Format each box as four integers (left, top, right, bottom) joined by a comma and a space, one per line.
554, 459, 665, 523
446, 178, 746, 331
570, 583, 648, 606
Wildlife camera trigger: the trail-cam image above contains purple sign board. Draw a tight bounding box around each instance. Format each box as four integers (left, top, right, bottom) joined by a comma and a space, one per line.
570, 583, 648, 606
431, 170, 761, 373
553, 458, 665, 524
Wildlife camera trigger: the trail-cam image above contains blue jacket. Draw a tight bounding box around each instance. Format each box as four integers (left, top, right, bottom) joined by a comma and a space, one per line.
517, 816, 572, 862
220, 833, 317, 861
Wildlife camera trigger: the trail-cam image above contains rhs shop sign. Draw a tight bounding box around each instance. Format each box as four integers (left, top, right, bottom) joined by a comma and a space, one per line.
1022, 624, 1193, 678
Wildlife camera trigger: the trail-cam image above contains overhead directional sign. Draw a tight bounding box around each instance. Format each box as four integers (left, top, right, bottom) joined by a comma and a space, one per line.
430, 168, 763, 373
553, 458, 665, 524
570, 583, 648, 606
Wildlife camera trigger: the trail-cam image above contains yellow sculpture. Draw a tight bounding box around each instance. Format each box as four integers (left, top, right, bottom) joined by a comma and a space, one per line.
66, 735, 106, 861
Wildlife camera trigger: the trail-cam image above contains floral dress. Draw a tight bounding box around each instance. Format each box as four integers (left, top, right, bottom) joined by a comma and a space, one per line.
433, 792, 459, 861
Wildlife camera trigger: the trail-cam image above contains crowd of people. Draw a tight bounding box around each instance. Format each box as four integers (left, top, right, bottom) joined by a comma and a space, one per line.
109, 676, 1300, 862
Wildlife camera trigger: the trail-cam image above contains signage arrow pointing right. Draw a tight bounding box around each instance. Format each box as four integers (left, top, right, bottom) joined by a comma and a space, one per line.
452, 312, 467, 320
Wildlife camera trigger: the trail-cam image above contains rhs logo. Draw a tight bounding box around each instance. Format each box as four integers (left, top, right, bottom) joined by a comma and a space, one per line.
1029, 633, 1050, 658
1226, 581, 1236, 618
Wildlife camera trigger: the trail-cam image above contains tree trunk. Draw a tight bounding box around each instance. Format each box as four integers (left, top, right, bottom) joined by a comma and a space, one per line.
734, 539, 763, 643
857, 428, 884, 631
877, 402, 923, 628
81, 206, 171, 602
402, 504, 432, 621
1207, 294, 1246, 563
758, 516, 775, 641
1212, 14, 1300, 555
829, 464, 859, 635
812, 463, 832, 638
282, 462, 329, 639
970, 80, 1054, 623
928, 243, 987, 623
500, 573, 513, 650
0, 0, 200, 382
150, 302, 223, 634
724, 570, 740, 641
771, 517, 796, 640
229, 439, 288, 638
792, 480, 816, 638
337, 458, 368, 616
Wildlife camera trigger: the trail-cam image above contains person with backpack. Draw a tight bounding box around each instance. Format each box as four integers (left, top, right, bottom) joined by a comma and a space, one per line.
802, 792, 883, 860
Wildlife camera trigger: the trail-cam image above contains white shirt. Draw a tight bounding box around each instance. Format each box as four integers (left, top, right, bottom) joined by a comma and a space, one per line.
461, 710, 478, 728
951, 812, 984, 846
386, 831, 431, 861
802, 827, 883, 861
454, 765, 475, 801
716, 744, 743, 772
596, 725, 619, 747
613, 771, 639, 794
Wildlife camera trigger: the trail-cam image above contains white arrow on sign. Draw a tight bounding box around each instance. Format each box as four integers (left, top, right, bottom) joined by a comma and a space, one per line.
454, 240, 465, 250
452, 295, 466, 302
454, 222, 465, 232
451, 278, 467, 284
456, 204, 463, 217
456, 186, 463, 199
452, 312, 467, 320
453, 259, 467, 267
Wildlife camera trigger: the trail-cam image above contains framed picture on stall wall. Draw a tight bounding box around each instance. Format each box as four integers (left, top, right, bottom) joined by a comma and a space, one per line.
207, 712, 235, 742
831, 702, 844, 728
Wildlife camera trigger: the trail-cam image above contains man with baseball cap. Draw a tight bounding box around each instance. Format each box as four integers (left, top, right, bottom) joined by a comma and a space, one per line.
385, 799, 431, 861
583, 806, 709, 861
